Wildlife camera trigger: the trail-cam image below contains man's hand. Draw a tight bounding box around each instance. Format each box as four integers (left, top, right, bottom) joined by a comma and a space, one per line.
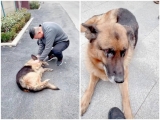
33, 59, 40, 64
36, 55, 40, 58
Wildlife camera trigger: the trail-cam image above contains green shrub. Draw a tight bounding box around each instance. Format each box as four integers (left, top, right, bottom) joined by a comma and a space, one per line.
1, 32, 7, 42
16, 24, 21, 31
1, 31, 16, 42
11, 27, 16, 33
10, 31, 16, 40
30, 1, 40, 9
1, 8, 31, 32
1, 32, 12, 42
1, 8, 31, 42
25, 13, 31, 22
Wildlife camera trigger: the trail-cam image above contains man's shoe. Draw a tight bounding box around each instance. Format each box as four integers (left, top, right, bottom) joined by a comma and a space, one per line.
108, 107, 125, 119
48, 54, 56, 61
57, 59, 63, 66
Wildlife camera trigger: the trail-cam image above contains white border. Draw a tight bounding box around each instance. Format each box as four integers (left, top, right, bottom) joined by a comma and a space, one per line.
38, 6, 41, 10
79, 1, 81, 119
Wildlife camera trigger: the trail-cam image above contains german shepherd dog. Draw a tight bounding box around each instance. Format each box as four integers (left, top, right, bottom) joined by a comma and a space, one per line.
16, 55, 59, 92
81, 8, 139, 118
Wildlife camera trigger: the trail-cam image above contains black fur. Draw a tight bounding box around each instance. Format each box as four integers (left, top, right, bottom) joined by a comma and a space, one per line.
117, 8, 139, 47
16, 66, 34, 91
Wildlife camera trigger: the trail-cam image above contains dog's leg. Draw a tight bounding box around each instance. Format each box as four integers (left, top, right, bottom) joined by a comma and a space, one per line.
46, 82, 60, 90
119, 68, 133, 119
81, 73, 99, 116
38, 68, 53, 75
42, 61, 49, 66
31, 79, 59, 91
43, 68, 53, 72
31, 79, 50, 91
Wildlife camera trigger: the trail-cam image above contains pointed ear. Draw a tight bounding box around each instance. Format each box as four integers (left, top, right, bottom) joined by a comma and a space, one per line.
81, 23, 98, 43
31, 55, 38, 60
81, 23, 98, 33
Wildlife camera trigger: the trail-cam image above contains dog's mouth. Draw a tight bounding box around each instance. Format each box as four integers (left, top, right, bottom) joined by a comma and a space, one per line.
103, 65, 124, 83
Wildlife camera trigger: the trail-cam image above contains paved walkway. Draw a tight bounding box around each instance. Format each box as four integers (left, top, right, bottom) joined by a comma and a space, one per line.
81, 1, 159, 119
1, 2, 79, 119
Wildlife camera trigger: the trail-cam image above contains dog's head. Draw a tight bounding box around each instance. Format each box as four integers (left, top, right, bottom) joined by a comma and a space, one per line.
25, 55, 43, 70
82, 23, 135, 83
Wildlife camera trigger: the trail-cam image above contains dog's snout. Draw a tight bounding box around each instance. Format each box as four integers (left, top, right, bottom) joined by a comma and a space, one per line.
113, 70, 123, 76
114, 71, 124, 83
115, 77, 124, 83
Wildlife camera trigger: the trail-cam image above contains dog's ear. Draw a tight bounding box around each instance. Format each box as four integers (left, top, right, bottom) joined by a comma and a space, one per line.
31, 55, 38, 60
81, 23, 98, 43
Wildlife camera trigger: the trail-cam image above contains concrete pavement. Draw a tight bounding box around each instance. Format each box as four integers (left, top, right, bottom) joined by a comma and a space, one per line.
54, 1, 79, 30
81, 1, 159, 119
1, 1, 79, 119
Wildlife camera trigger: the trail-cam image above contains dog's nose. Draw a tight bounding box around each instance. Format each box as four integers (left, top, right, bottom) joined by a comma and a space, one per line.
114, 76, 124, 83
115, 79, 124, 83
113, 70, 124, 83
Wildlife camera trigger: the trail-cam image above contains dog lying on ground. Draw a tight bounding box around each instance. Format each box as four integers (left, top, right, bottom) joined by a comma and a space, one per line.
16, 55, 59, 92
81, 8, 139, 119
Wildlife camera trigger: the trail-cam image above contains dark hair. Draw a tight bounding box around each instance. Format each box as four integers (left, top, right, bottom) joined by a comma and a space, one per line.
29, 28, 35, 39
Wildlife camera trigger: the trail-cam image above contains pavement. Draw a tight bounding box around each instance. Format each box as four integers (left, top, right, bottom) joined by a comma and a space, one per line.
81, 1, 159, 119
1, 1, 79, 119
51, 1, 79, 30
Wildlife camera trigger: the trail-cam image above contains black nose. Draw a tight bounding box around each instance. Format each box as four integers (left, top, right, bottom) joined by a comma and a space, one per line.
114, 77, 124, 83
115, 80, 124, 83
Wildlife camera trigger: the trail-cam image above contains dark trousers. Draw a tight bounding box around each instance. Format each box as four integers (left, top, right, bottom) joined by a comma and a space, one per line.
49, 41, 69, 61
37, 40, 69, 61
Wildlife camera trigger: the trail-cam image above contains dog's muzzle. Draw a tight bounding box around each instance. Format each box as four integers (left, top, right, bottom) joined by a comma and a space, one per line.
103, 65, 124, 83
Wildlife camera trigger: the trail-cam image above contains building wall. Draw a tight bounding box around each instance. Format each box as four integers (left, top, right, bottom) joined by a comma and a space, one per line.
1, 1, 16, 17
1, 1, 30, 17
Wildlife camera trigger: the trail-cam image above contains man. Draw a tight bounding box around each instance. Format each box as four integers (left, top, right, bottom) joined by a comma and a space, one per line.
29, 22, 69, 66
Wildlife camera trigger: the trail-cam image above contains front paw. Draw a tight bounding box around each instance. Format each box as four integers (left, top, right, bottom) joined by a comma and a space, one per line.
42, 62, 49, 66
81, 98, 90, 116
48, 69, 53, 72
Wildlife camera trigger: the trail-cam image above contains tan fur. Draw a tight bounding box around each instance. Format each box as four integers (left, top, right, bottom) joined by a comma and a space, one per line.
18, 57, 58, 92
81, 9, 135, 119
81, 9, 118, 32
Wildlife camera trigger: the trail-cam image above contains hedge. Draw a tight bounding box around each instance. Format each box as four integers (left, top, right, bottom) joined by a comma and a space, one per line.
1, 8, 31, 42
30, 1, 40, 9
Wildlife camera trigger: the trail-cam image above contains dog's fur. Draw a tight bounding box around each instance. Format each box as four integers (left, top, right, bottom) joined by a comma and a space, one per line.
81, 8, 139, 119
16, 55, 59, 92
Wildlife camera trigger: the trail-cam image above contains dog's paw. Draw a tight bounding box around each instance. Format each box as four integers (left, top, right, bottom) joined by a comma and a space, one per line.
81, 99, 90, 116
43, 62, 49, 66
49, 69, 53, 71
45, 79, 50, 82
54, 87, 60, 90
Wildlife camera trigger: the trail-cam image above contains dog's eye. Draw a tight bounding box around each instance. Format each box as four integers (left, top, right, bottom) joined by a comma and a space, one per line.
105, 49, 115, 58
121, 49, 126, 57
98, 45, 103, 50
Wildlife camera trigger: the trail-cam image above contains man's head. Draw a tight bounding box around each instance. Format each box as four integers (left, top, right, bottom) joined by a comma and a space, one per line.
29, 26, 43, 39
